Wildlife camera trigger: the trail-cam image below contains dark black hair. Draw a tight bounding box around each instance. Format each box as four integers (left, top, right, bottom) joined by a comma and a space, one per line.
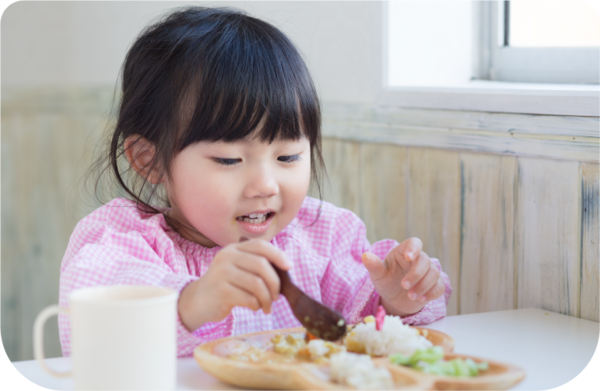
98, 6, 325, 214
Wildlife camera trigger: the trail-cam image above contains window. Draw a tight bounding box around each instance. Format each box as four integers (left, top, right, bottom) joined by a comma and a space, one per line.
485, 0, 600, 83
383, 0, 599, 116
387, 0, 600, 86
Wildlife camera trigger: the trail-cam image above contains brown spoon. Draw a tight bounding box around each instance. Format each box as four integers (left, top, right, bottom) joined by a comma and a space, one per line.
240, 237, 347, 341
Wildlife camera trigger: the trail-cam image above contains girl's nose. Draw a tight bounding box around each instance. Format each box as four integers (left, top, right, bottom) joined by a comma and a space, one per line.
243, 167, 279, 198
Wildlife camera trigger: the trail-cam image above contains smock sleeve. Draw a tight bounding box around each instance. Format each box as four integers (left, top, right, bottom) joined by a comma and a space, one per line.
58, 202, 232, 358
318, 207, 452, 325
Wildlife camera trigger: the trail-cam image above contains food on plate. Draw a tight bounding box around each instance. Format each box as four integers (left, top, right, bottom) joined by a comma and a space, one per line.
272, 334, 307, 356
225, 343, 267, 363
194, 324, 526, 391
228, 311, 436, 365
329, 351, 394, 389
271, 333, 346, 363
307, 339, 346, 361
344, 315, 433, 356
389, 346, 489, 377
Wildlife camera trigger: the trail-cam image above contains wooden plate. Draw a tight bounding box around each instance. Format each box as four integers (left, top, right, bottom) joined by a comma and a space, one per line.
194, 326, 524, 390
383, 353, 526, 390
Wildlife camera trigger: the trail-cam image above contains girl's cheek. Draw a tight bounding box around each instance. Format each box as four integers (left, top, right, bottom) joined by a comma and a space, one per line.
286, 163, 311, 205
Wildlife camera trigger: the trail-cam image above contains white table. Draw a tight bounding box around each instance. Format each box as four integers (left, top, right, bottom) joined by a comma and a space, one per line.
423, 308, 599, 390
9, 308, 599, 390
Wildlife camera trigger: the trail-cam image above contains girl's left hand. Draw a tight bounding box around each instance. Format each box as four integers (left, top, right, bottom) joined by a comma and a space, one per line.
362, 238, 445, 317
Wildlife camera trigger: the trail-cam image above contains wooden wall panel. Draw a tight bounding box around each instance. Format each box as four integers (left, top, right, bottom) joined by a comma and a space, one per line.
460, 153, 517, 314
407, 148, 461, 316
0, 116, 19, 361
581, 163, 599, 322
515, 158, 582, 316
4, 92, 598, 364
319, 138, 361, 215
13, 114, 71, 359
1, 98, 107, 361
359, 143, 407, 244
322, 103, 599, 163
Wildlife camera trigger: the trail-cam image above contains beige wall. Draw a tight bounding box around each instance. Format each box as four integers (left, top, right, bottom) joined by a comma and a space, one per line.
2, 1, 382, 103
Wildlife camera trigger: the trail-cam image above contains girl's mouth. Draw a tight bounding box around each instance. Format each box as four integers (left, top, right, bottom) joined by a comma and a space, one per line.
236, 211, 274, 224
236, 211, 275, 234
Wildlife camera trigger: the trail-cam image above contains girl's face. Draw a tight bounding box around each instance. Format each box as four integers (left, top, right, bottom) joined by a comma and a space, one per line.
164, 135, 311, 248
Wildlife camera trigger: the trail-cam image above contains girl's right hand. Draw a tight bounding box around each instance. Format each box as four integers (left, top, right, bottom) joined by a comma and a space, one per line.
177, 239, 292, 332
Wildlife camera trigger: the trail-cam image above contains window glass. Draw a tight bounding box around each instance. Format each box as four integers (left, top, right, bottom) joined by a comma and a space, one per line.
509, 0, 600, 47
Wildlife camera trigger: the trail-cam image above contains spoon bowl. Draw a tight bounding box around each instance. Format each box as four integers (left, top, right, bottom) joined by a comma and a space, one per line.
273, 265, 348, 341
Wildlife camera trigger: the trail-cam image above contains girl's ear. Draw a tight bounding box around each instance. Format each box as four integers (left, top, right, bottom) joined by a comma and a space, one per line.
124, 136, 163, 184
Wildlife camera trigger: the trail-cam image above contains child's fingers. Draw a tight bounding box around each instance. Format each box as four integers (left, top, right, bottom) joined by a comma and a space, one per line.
361, 252, 388, 281
404, 237, 423, 261
224, 282, 262, 312
406, 265, 440, 301
237, 238, 292, 270
414, 275, 445, 303
228, 267, 274, 313
396, 237, 423, 262
400, 251, 430, 290
233, 253, 281, 301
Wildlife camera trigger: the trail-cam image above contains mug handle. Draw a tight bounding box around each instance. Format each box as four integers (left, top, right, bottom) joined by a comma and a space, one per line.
33, 305, 72, 378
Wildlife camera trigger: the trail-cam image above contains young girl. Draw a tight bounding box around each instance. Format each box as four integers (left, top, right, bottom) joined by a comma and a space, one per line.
59, 6, 452, 358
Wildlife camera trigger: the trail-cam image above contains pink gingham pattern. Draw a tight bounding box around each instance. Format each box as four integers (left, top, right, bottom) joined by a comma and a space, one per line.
59, 197, 452, 357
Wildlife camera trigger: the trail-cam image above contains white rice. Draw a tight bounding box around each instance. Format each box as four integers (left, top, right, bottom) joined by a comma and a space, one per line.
345, 315, 432, 356
329, 351, 394, 389
307, 340, 330, 360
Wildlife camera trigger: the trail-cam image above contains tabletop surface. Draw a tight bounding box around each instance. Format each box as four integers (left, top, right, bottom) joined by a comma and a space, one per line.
11, 308, 600, 390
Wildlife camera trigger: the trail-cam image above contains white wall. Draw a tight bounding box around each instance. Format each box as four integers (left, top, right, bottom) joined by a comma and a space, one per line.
388, 1, 474, 86
1, 1, 382, 104
2, 1, 72, 86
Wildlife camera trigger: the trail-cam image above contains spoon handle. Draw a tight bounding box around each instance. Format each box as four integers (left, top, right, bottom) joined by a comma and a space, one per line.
272, 265, 301, 306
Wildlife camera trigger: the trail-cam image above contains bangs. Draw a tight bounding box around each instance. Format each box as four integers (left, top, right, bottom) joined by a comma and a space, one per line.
174, 11, 320, 149
110, 7, 326, 212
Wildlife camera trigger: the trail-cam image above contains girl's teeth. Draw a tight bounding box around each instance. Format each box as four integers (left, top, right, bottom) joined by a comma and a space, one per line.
236, 212, 270, 224
242, 215, 267, 224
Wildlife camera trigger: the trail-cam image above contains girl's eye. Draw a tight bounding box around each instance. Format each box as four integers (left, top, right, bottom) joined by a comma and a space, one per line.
278, 155, 301, 163
213, 158, 241, 166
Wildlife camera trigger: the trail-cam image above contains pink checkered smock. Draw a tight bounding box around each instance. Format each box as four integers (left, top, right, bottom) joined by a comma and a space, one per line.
59, 197, 452, 357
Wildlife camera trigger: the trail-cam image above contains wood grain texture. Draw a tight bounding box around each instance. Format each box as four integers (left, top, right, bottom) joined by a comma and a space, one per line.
2, 113, 64, 361
407, 148, 461, 316
0, 116, 19, 361
460, 153, 517, 314
359, 143, 408, 244
1, 90, 108, 361
515, 158, 582, 316
323, 102, 600, 138
321, 102, 599, 163
318, 138, 361, 215
322, 120, 599, 163
377, 89, 599, 117
581, 163, 599, 322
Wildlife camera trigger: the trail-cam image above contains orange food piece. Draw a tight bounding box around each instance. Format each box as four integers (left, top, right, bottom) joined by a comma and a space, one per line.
305, 331, 319, 342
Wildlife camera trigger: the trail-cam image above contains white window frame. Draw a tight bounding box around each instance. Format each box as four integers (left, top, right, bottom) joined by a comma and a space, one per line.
378, 1, 600, 117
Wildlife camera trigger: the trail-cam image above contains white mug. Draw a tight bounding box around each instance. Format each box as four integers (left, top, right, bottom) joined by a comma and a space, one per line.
34, 285, 178, 390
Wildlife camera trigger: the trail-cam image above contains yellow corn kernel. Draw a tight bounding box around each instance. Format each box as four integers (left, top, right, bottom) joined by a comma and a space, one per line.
363, 315, 375, 323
